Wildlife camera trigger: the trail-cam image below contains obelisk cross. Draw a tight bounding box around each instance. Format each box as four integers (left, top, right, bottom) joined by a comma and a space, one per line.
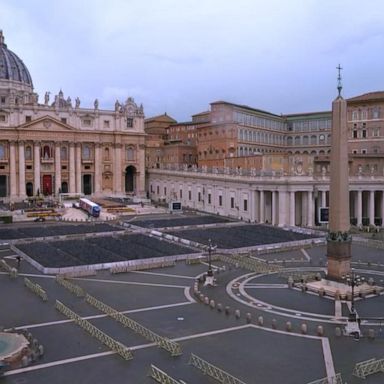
337, 64, 343, 97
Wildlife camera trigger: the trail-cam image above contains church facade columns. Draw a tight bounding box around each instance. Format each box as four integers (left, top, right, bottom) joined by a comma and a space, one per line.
357, 190, 362, 226
271, 191, 277, 226
278, 190, 288, 226
55, 143, 61, 195
369, 190, 375, 225
307, 190, 314, 227
33, 141, 40, 195
259, 190, 265, 223
18, 141, 26, 198
9, 141, 17, 199
114, 144, 122, 193
289, 191, 295, 226
69, 143, 76, 193
75, 143, 81, 193
94, 144, 101, 194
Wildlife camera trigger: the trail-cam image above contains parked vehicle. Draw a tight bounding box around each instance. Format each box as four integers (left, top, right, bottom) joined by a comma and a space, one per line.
79, 198, 101, 218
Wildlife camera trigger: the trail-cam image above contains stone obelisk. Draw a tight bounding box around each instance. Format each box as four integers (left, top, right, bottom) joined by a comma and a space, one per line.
327, 65, 352, 279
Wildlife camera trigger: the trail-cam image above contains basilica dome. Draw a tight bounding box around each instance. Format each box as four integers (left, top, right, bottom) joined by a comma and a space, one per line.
0, 30, 33, 88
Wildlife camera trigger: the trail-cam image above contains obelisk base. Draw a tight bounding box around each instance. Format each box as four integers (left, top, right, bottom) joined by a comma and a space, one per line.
326, 236, 351, 279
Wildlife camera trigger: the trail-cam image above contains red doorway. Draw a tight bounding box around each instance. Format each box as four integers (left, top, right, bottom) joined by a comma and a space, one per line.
42, 175, 52, 195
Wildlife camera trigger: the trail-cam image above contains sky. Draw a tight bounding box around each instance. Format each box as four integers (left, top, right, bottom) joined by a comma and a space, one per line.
1, 0, 384, 121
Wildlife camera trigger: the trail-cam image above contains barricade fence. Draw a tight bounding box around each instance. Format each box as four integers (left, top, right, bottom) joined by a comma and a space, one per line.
55, 276, 85, 297
85, 294, 182, 357
55, 300, 133, 360
24, 277, 48, 301
0, 259, 17, 278
306, 373, 343, 384
148, 364, 182, 384
189, 353, 247, 384
352, 357, 384, 379
110, 259, 176, 274
219, 254, 282, 274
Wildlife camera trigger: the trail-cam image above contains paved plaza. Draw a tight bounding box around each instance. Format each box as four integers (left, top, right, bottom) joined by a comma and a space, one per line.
0, 216, 384, 383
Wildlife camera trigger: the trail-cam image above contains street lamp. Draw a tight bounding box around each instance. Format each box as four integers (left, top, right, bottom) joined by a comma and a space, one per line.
342, 269, 364, 321
205, 238, 217, 286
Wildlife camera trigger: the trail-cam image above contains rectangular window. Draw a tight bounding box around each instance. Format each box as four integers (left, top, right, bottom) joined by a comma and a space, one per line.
62, 166, 67, 170
0, 96, 5, 104
243, 199, 248, 211
156, 186, 159, 194
208, 193, 211, 204
25, 116, 32, 123
179, 189, 182, 199
61, 118, 67, 124
361, 149, 367, 154
219, 195, 222, 206
164, 187, 167, 195
198, 192, 201, 202
104, 120, 110, 128
188, 190, 192, 200
26, 165, 32, 170
362, 130, 367, 138
0, 115, 6, 122
231, 197, 235, 209
84, 165, 90, 170
82, 119, 91, 127
126, 118, 133, 128
353, 130, 358, 139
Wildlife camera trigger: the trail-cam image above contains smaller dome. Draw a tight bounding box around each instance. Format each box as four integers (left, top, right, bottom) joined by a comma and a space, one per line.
0, 31, 33, 88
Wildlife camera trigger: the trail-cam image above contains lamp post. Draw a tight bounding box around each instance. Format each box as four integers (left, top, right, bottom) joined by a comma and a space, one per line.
342, 269, 364, 320
205, 238, 217, 286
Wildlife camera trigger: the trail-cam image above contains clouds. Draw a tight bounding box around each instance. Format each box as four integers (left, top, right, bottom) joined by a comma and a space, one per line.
1, 0, 384, 119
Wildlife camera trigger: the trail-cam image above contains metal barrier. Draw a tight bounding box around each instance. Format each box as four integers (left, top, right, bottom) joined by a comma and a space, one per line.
85, 294, 182, 357
219, 254, 282, 274
306, 373, 343, 384
278, 271, 318, 283
55, 300, 133, 360
56, 276, 85, 297
148, 364, 182, 384
189, 353, 247, 384
353, 357, 384, 379
24, 277, 48, 301
0, 259, 17, 278
110, 260, 176, 274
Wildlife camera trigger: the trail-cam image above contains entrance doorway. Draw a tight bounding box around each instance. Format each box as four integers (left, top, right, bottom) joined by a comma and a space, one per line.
61, 181, 68, 194
26, 182, 33, 197
0, 175, 6, 197
42, 175, 52, 195
83, 175, 92, 195
125, 166, 136, 193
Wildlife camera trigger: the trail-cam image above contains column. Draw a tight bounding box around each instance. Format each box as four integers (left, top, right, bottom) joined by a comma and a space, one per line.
18, 141, 26, 197
114, 144, 122, 193
137, 143, 146, 196
278, 190, 287, 226
34, 142, 40, 195
259, 190, 265, 223
369, 190, 375, 226
55, 143, 61, 196
272, 191, 277, 226
254, 190, 260, 222
381, 191, 384, 227
75, 143, 81, 193
290, 191, 295, 226
321, 190, 326, 207
357, 190, 362, 226
9, 141, 17, 198
94, 144, 101, 194
307, 190, 313, 227
69, 143, 75, 193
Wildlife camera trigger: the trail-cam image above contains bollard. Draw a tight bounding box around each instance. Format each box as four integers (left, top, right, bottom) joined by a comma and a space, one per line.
368, 329, 375, 340
316, 272, 322, 281
246, 313, 252, 324
286, 321, 292, 332
368, 277, 374, 286
204, 296, 210, 305
301, 323, 307, 335
217, 303, 223, 312
334, 327, 342, 337
225, 306, 231, 315
318, 288, 325, 297
257, 316, 264, 326
287, 276, 294, 288
199, 293, 205, 302
209, 299, 215, 309
235, 309, 241, 319
271, 319, 277, 329
317, 325, 324, 336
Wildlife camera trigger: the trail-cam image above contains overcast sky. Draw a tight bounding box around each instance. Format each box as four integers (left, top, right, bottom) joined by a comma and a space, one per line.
1, 0, 383, 120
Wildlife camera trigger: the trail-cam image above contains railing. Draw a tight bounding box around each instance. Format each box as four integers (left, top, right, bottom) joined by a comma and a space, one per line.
110, 259, 175, 274
24, 277, 48, 301
85, 294, 182, 357
148, 364, 183, 384
306, 373, 343, 384
56, 276, 85, 297
55, 300, 133, 360
219, 254, 282, 274
353, 357, 384, 379
0, 259, 17, 278
189, 353, 247, 384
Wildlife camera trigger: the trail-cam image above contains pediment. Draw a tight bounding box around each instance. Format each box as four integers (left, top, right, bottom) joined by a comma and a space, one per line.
17, 116, 78, 132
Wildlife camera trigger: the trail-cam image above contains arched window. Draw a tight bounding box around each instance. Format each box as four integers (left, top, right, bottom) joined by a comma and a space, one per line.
352, 110, 358, 121
82, 144, 91, 160
24, 145, 31, 160
126, 147, 134, 161
310, 135, 317, 145
61, 146, 68, 161
0, 144, 4, 160
43, 145, 51, 159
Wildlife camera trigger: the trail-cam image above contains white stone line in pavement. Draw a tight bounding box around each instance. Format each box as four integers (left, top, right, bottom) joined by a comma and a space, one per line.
321, 338, 336, 380
9, 301, 194, 331
4, 323, 328, 378
334, 300, 342, 319
244, 284, 288, 289
300, 248, 311, 261
131, 270, 196, 280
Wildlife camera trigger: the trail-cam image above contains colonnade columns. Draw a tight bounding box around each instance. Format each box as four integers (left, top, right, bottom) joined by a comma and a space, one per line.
307, 191, 313, 227
18, 141, 26, 198
55, 143, 61, 196
369, 190, 375, 225
114, 144, 122, 193
278, 191, 287, 226
94, 144, 101, 194
382, 192, 384, 226
259, 190, 265, 223
289, 191, 295, 226
272, 191, 277, 226
9, 141, 17, 199
69, 143, 76, 193
33, 142, 40, 195
321, 190, 327, 207
357, 190, 362, 226
254, 190, 260, 223
75, 143, 81, 193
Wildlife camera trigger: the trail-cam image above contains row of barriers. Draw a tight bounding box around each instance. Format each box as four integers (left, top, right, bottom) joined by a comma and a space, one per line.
110, 259, 176, 274
56, 276, 85, 297
306, 373, 343, 384
0, 259, 18, 278
352, 357, 384, 379
55, 300, 133, 360
85, 294, 182, 357
24, 277, 48, 301
219, 254, 282, 274
148, 364, 183, 384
